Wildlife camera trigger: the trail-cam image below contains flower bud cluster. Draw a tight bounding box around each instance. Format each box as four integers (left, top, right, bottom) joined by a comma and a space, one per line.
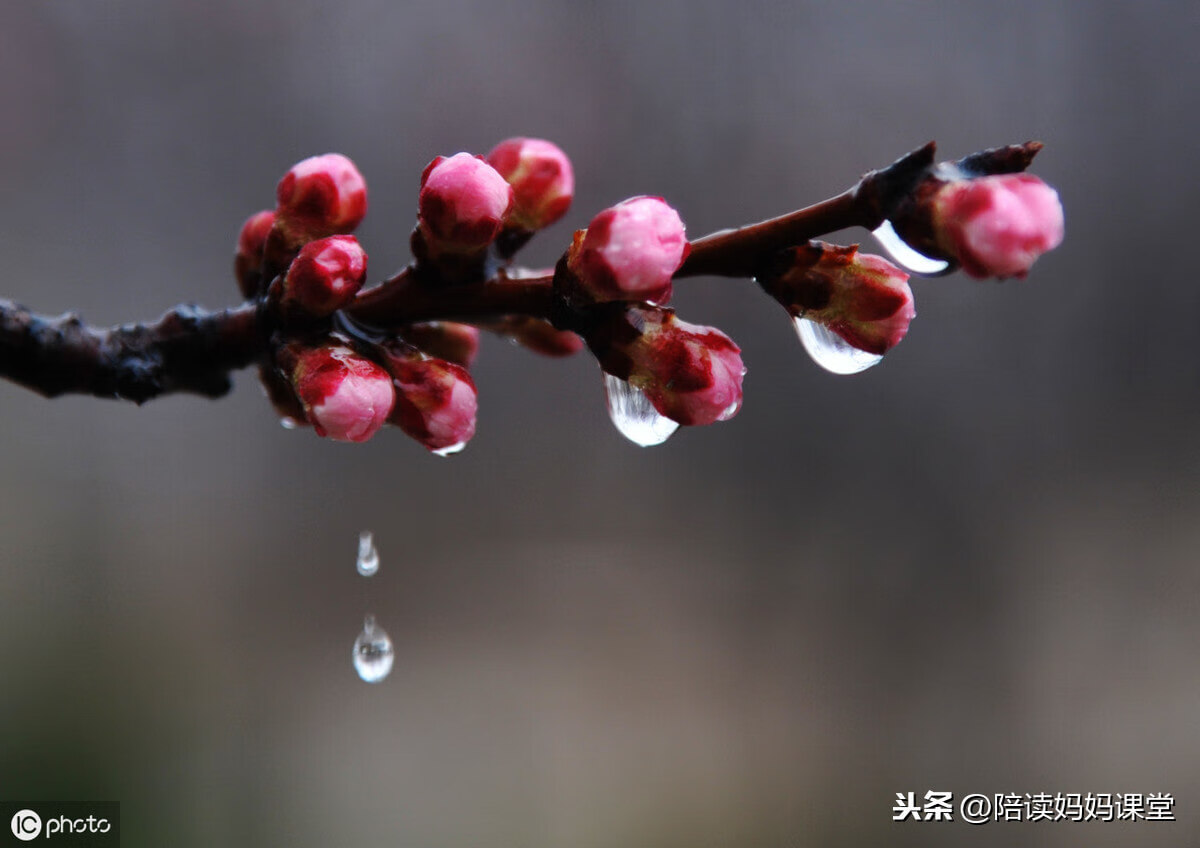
233, 153, 370, 304
224, 138, 1063, 450
228, 154, 393, 444
412, 138, 580, 281
275, 338, 479, 450
236, 145, 583, 449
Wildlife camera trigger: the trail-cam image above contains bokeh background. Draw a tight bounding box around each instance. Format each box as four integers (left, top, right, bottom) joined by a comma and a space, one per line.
1, 2, 1197, 846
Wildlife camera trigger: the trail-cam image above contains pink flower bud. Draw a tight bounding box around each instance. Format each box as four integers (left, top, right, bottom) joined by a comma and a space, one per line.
595, 309, 744, 426
385, 352, 478, 453
290, 345, 394, 443
234, 210, 275, 298
401, 322, 480, 367
418, 153, 514, 254
486, 137, 574, 231
275, 153, 368, 246
282, 235, 368, 316
566, 197, 688, 305
933, 173, 1064, 279
764, 242, 915, 355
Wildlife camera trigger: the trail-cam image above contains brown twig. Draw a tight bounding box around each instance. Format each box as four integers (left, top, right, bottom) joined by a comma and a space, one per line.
0, 301, 261, 402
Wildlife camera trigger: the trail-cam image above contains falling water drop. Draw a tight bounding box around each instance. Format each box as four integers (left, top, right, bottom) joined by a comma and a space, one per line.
356, 531, 380, 577
871, 220, 951, 276
794, 317, 883, 375
432, 441, 468, 457
603, 372, 679, 447
352, 614, 394, 683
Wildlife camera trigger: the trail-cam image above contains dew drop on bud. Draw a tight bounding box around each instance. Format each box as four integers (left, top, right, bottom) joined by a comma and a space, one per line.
871, 220, 951, 276
794, 317, 883, 375
432, 441, 468, 457
279, 417, 301, 430
356, 530, 380, 577
603, 372, 679, 447
352, 614, 394, 683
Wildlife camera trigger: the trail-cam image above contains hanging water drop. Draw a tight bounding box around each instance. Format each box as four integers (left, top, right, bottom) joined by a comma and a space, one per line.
356, 530, 380, 577
279, 416, 300, 430
871, 220, 951, 276
794, 317, 883, 375
352, 614, 394, 683
432, 441, 468, 457
603, 372, 679, 447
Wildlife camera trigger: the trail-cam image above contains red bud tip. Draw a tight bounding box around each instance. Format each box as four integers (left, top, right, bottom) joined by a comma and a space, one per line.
486, 137, 575, 231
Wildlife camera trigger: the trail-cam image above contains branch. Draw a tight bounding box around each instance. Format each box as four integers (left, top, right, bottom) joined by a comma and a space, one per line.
0, 300, 260, 402
678, 142, 935, 278
0, 141, 1057, 425
346, 266, 556, 327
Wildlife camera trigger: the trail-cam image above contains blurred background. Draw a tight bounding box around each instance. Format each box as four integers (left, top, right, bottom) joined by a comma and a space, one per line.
1, 2, 1197, 846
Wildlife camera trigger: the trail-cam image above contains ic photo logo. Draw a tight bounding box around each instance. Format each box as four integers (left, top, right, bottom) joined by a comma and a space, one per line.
2, 803, 119, 845
9, 810, 40, 841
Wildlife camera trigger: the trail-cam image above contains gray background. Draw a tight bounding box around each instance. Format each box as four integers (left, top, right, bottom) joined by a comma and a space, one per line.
1, 2, 1197, 846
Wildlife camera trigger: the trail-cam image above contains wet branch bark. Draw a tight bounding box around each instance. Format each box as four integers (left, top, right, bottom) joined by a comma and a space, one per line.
0, 301, 261, 402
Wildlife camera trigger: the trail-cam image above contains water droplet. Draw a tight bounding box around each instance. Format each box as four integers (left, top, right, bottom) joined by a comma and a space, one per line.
794, 317, 883, 375
871, 220, 951, 276
356, 531, 379, 577
279, 417, 300, 430
603, 372, 679, 447
432, 441, 467, 457
353, 614, 394, 683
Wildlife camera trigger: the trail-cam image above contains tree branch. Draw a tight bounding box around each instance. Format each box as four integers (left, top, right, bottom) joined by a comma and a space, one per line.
0, 301, 261, 402
346, 266, 556, 327
0, 142, 1042, 406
